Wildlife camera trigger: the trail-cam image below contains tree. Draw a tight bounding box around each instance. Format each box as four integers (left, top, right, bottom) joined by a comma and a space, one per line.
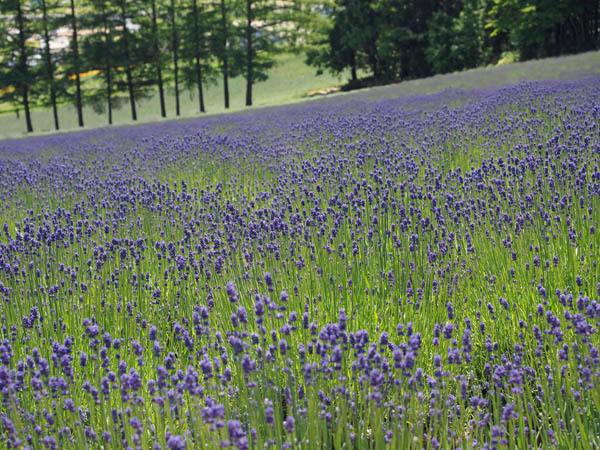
376, 0, 435, 81
169, 0, 181, 115
305, 4, 358, 80
117, 0, 138, 120
37, 0, 63, 130
305, 0, 381, 82
241, 0, 289, 106
111, 0, 154, 121
454, 0, 484, 69
425, 11, 460, 74
426, 0, 485, 74
82, 0, 126, 124
132, 0, 171, 118
484, 0, 598, 61
300, 0, 341, 76
0, 0, 36, 132
151, 0, 167, 117
66, 0, 85, 127
180, 0, 217, 113
217, 0, 232, 108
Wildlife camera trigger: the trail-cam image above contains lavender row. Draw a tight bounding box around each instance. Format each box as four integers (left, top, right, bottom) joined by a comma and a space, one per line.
0, 72, 599, 449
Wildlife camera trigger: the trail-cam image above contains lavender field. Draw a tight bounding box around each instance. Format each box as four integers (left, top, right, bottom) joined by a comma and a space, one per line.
0, 53, 599, 449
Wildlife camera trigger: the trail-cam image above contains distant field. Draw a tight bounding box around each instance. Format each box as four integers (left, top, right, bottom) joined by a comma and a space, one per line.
0, 53, 351, 138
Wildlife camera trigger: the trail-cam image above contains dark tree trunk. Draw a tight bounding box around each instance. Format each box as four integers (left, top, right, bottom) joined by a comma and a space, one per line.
350, 51, 357, 81
220, 0, 229, 109
192, 0, 205, 113
120, 0, 137, 120
70, 0, 84, 127
366, 37, 379, 79
152, 0, 166, 117
101, 5, 114, 125
170, 0, 180, 116
245, 0, 252, 106
581, 11, 588, 48
595, 0, 599, 46
400, 51, 408, 80
107, 65, 113, 125
16, 0, 32, 133
41, 0, 59, 130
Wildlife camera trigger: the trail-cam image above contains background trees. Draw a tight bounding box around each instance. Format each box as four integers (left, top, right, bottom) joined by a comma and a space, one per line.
0, 0, 599, 133
81, 0, 125, 124
241, 0, 290, 106
37, 0, 65, 130
309, 0, 600, 83
180, 0, 217, 112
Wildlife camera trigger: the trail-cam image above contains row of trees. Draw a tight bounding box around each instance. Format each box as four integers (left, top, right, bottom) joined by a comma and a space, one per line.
0, 0, 296, 132
307, 0, 599, 86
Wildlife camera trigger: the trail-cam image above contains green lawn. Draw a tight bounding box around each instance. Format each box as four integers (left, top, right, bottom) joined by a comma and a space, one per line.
0, 53, 350, 138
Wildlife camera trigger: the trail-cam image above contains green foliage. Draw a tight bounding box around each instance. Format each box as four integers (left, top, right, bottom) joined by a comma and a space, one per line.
80, 0, 127, 118
306, 0, 385, 81
0, 1, 36, 106
426, 1, 485, 75
304, 0, 348, 77
306, 0, 436, 82
179, 0, 218, 93
236, 0, 277, 81
486, 0, 598, 61
307, 0, 599, 84
33, 0, 68, 118
116, 0, 155, 98
0, 0, 38, 131
209, 0, 243, 84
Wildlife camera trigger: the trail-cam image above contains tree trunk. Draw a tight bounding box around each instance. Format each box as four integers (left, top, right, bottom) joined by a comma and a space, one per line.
350, 51, 357, 81
120, 0, 137, 120
102, 4, 113, 125
245, 0, 252, 106
367, 39, 379, 79
220, 0, 229, 109
107, 65, 113, 125
192, 0, 205, 113
170, 0, 180, 116
16, 0, 33, 133
152, 0, 166, 117
594, 0, 600, 48
41, 0, 59, 130
556, 23, 563, 55
70, 0, 84, 127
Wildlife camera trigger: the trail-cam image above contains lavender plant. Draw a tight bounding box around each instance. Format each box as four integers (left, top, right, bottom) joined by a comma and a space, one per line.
0, 57, 599, 449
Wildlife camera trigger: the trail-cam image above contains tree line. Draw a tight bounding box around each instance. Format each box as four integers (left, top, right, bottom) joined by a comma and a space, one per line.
0, 0, 295, 132
307, 0, 599, 87
1, 0, 598, 133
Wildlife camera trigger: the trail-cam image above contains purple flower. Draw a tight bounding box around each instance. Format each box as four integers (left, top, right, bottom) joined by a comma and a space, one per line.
226, 281, 239, 303
264, 272, 274, 291
283, 416, 295, 434
166, 435, 186, 450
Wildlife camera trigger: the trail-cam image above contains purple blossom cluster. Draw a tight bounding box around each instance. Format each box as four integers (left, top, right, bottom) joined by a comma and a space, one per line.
0, 71, 599, 449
